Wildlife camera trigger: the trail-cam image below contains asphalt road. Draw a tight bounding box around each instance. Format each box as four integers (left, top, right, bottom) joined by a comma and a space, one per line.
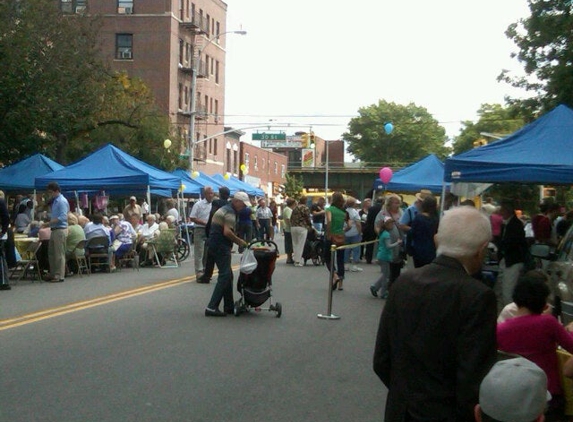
0, 235, 388, 422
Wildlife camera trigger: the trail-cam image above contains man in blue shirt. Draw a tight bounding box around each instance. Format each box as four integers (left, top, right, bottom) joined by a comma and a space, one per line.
0, 195, 11, 290
44, 182, 69, 282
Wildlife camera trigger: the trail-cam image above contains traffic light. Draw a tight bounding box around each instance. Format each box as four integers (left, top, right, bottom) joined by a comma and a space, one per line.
309, 132, 315, 146
472, 138, 488, 148
301, 133, 309, 148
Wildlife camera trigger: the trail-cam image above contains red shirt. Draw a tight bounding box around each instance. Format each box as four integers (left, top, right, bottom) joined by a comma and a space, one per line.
531, 214, 552, 242
497, 314, 573, 395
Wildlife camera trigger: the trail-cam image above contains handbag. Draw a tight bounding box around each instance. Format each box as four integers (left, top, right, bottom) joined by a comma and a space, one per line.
329, 233, 345, 246
240, 248, 258, 274
112, 239, 122, 252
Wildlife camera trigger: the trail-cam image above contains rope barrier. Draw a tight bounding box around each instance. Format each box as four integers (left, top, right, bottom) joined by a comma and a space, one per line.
317, 238, 379, 321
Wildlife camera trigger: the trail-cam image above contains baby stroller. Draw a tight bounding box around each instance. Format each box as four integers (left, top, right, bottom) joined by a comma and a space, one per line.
234, 239, 282, 317
303, 228, 325, 266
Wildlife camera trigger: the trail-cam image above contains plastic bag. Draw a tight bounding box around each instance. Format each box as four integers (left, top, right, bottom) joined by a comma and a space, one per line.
240, 248, 258, 274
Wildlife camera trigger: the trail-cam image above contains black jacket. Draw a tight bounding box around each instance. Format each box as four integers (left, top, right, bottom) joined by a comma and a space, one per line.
373, 255, 497, 422
499, 214, 527, 267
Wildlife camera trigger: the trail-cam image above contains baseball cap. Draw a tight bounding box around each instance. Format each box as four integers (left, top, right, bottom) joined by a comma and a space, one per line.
130, 196, 136, 201
233, 191, 251, 207
479, 357, 550, 422
110, 215, 119, 220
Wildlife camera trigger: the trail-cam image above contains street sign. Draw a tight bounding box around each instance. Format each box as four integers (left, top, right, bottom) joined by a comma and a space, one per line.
252, 133, 286, 141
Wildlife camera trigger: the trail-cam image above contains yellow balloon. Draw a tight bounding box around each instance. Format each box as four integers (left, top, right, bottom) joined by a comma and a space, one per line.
224, 173, 230, 180
180, 184, 186, 191
163, 139, 172, 149
240, 164, 246, 172
191, 171, 199, 179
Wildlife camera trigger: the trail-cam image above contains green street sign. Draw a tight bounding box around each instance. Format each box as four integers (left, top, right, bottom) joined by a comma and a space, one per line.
252, 133, 286, 141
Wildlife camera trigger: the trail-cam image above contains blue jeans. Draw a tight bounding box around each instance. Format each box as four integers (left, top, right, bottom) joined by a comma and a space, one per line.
258, 219, 272, 240
206, 244, 234, 312
344, 234, 361, 264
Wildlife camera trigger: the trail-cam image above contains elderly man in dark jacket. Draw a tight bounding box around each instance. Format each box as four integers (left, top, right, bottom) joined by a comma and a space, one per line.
373, 206, 497, 422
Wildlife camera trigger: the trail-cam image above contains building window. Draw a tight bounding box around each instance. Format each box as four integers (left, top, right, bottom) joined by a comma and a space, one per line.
226, 148, 232, 173
118, 0, 134, 14
281, 164, 285, 178
178, 83, 183, 109
234, 150, 238, 174
275, 162, 278, 174
116, 34, 133, 59
205, 54, 210, 75
61, 0, 86, 13
184, 86, 189, 111
214, 138, 218, 156
245, 153, 249, 168
216, 21, 220, 37
215, 61, 220, 84
254, 156, 258, 171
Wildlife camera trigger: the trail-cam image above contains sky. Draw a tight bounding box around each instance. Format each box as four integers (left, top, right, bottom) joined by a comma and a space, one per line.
223, 0, 531, 144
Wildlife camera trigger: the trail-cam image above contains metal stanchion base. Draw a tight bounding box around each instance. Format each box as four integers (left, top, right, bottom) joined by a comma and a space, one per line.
317, 313, 341, 320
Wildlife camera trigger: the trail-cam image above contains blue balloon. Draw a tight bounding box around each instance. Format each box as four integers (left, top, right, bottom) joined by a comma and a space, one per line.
384, 123, 394, 135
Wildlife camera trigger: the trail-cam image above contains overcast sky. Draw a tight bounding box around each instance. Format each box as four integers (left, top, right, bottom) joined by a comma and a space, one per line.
223, 0, 531, 142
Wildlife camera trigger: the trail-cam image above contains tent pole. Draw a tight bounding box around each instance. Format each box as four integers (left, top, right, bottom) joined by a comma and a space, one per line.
440, 182, 447, 216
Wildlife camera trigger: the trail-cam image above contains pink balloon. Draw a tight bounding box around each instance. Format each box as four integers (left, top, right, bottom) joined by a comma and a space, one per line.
379, 167, 393, 184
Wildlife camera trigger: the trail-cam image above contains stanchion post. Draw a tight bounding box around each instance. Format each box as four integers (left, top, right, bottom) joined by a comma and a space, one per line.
318, 243, 341, 320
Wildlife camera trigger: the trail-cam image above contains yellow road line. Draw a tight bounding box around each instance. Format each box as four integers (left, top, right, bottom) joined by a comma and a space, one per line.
0, 258, 273, 332
0, 275, 196, 331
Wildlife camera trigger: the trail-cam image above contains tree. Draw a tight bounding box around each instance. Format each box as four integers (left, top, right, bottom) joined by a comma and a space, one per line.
284, 173, 304, 200
500, 0, 573, 114
0, 0, 107, 163
343, 100, 450, 168
0, 0, 178, 169
451, 103, 526, 155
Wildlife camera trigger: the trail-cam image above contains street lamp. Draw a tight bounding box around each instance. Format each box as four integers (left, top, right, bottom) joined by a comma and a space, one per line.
188, 30, 247, 171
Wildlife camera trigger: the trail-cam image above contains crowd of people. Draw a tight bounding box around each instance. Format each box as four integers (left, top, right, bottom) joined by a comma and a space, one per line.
370, 192, 573, 422
5, 181, 573, 420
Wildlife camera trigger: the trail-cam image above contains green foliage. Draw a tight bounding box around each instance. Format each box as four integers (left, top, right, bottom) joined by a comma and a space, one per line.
0, 0, 177, 169
452, 104, 527, 155
284, 173, 304, 200
500, 0, 573, 113
343, 100, 450, 167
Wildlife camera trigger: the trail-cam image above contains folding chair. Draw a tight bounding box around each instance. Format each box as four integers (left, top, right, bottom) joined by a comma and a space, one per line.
117, 242, 139, 271
70, 239, 90, 277
85, 236, 112, 273
149, 229, 178, 268
9, 240, 42, 283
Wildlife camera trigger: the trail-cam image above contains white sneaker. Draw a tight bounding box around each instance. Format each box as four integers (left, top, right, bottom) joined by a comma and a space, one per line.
350, 265, 363, 272
294, 262, 304, 267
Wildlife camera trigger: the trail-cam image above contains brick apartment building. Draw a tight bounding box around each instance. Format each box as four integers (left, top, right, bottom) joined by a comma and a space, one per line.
60, 0, 288, 197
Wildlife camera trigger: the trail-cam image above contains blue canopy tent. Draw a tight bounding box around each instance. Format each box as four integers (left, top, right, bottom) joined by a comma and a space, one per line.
372, 154, 447, 194
35, 144, 181, 198
171, 169, 219, 196
0, 153, 64, 191
444, 105, 573, 184
211, 174, 264, 197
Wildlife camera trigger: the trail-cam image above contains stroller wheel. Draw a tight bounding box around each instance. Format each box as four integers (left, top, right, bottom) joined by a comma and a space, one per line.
234, 300, 242, 317
275, 302, 282, 318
